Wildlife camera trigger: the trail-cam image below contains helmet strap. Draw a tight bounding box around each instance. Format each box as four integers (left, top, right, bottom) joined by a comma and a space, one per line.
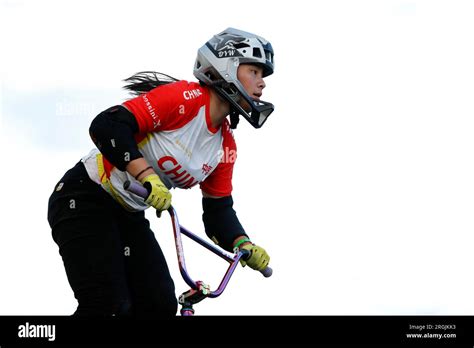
229, 108, 240, 129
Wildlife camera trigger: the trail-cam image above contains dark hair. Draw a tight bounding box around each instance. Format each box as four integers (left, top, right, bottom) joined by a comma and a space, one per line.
123, 71, 179, 96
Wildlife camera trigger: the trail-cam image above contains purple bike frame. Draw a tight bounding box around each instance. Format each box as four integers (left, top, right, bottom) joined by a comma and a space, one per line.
123, 180, 272, 314
168, 206, 247, 297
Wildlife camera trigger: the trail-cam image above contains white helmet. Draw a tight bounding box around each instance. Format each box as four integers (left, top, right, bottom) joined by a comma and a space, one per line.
193, 28, 275, 128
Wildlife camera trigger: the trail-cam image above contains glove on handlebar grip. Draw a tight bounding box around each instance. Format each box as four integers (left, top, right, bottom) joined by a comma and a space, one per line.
240, 248, 273, 278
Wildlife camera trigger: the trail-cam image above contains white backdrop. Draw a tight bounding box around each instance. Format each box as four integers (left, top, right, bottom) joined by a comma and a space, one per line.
1, 0, 473, 315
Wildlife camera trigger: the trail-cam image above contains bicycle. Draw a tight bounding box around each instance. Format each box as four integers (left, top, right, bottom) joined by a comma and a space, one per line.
124, 180, 272, 316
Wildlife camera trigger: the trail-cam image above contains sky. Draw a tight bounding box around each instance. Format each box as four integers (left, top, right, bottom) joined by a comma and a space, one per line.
1, 0, 474, 316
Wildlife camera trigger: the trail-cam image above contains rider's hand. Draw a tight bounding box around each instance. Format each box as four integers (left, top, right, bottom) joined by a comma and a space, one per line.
140, 173, 172, 211
237, 242, 270, 271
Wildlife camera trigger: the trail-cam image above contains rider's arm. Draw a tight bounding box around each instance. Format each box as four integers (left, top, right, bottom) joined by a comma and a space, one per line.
203, 191, 270, 271
89, 105, 158, 180
89, 105, 144, 172
199, 117, 248, 252
201, 191, 250, 253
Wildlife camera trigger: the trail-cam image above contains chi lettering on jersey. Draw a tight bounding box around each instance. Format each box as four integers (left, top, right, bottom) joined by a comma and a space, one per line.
158, 156, 199, 189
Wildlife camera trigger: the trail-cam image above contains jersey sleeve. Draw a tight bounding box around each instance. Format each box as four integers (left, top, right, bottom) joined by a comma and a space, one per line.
200, 120, 237, 197
122, 80, 207, 133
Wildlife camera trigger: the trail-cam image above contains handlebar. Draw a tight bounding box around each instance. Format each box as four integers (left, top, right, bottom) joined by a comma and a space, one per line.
123, 180, 273, 278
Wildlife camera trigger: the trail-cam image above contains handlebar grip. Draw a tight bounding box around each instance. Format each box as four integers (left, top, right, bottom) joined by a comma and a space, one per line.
124, 180, 148, 198
260, 267, 273, 278
124, 180, 162, 217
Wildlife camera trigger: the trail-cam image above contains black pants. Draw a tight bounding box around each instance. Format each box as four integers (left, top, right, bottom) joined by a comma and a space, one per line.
47, 161, 177, 317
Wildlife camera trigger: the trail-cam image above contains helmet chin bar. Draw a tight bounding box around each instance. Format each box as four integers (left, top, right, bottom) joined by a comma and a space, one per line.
212, 84, 274, 129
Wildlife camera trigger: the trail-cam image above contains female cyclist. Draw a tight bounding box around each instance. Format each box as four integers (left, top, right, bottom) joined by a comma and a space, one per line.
47, 27, 274, 317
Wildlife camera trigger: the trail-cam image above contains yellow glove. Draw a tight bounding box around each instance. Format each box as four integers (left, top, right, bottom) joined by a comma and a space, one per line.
239, 243, 270, 271
140, 174, 172, 211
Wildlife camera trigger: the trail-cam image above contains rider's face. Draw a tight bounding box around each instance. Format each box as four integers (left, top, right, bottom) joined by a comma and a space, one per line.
237, 64, 266, 111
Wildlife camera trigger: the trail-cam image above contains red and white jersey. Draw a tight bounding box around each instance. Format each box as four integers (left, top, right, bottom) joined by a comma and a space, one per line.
81, 80, 237, 211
